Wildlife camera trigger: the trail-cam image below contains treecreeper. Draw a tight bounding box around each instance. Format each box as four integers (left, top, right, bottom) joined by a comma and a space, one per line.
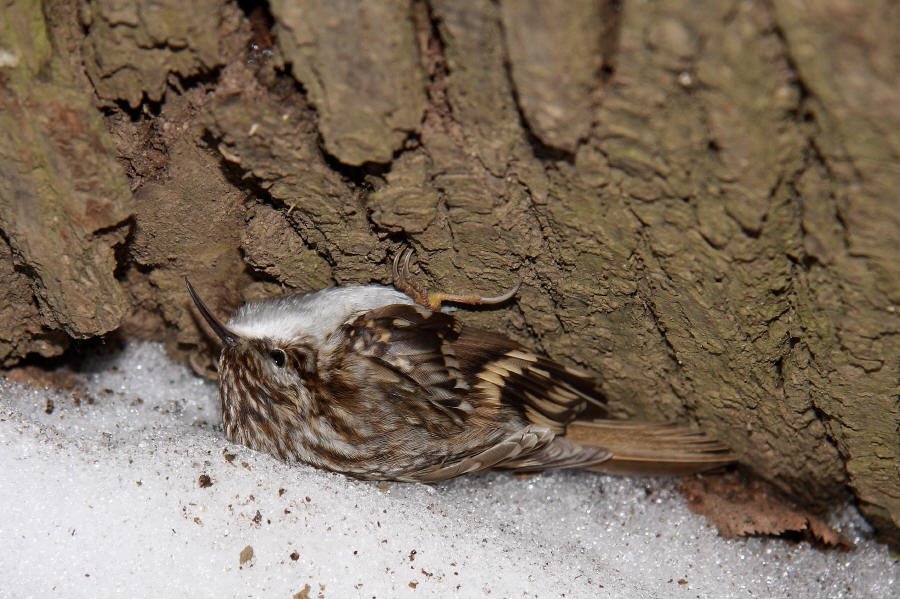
187, 249, 734, 482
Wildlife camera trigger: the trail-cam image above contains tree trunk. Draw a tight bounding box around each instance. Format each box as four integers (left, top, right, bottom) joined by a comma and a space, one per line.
1, 0, 897, 545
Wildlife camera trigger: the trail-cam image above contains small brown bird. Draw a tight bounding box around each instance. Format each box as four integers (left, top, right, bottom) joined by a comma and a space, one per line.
187, 250, 734, 482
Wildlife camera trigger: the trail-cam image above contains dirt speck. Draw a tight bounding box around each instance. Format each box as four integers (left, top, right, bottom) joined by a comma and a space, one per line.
72, 390, 96, 407
198, 474, 213, 488
293, 584, 311, 599
239, 544, 254, 566
289, 551, 299, 561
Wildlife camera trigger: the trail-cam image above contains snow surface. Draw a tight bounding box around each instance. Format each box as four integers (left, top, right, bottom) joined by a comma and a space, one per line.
0, 342, 896, 599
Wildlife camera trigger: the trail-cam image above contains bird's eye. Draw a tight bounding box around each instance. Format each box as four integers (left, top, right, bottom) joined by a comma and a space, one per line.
269, 349, 287, 368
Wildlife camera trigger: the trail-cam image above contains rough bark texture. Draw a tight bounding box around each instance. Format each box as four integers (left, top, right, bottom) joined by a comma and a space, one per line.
0, 0, 131, 357
0, 0, 897, 544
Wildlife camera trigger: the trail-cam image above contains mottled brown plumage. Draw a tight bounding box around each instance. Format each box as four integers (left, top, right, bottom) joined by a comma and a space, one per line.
186, 253, 734, 482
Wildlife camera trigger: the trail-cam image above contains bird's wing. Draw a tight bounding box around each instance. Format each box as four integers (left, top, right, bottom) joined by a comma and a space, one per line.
403, 425, 559, 482
338, 304, 731, 478
450, 327, 607, 433
342, 303, 474, 430
344, 303, 607, 433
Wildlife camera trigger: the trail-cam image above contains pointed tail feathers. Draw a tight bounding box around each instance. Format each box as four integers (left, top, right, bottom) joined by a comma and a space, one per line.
564, 419, 736, 476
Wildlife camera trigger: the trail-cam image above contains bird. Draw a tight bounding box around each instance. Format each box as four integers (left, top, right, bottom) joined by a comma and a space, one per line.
186, 249, 734, 482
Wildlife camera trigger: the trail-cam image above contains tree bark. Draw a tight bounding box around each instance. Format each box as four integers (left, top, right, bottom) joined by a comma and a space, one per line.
1, 0, 897, 544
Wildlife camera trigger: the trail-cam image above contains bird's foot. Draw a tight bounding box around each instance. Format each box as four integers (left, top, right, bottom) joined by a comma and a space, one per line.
391, 247, 519, 312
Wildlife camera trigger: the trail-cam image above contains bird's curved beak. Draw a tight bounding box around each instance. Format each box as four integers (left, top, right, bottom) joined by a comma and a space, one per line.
185, 278, 238, 347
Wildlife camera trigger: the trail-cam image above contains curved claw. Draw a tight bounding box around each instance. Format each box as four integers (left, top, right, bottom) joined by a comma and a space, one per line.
392, 248, 403, 282
473, 282, 521, 306
392, 247, 416, 284
402, 246, 413, 280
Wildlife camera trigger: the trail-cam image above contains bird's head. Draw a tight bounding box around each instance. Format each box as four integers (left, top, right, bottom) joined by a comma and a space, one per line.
185, 279, 319, 449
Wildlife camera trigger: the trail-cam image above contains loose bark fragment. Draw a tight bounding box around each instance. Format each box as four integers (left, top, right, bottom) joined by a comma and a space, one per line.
683, 474, 851, 549
82, 0, 223, 107
0, 0, 131, 357
430, 0, 527, 176
271, 0, 426, 166
368, 152, 438, 234
0, 240, 68, 365
500, 0, 606, 153
242, 204, 334, 291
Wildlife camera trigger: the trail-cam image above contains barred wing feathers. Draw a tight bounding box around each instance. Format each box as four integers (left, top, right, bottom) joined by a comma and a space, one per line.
345, 303, 733, 477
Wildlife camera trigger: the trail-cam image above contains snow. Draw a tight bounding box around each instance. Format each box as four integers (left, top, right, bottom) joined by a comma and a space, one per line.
0, 342, 896, 598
